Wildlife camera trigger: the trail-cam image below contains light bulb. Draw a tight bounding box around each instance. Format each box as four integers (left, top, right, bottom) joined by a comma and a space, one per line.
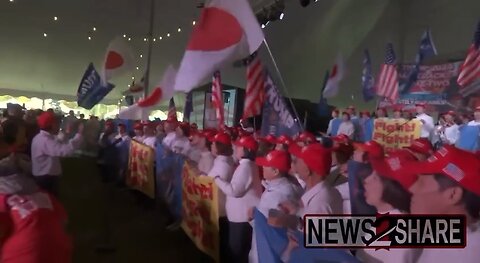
178, 27, 181, 32
123, 34, 126, 38
140, 54, 143, 58
143, 38, 147, 42
167, 33, 170, 37
153, 38, 156, 42
88, 36, 91, 40
53, 16, 58, 21
93, 27, 96, 31
279, 13, 284, 20
159, 36, 163, 40
136, 66, 139, 70
131, 76, 135, 80
128, 37, 131, 41
192, 20, 196, 26
43, 33, 48, 37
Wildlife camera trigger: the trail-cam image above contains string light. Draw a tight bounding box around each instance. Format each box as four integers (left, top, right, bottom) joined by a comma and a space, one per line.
88, 36, 91, 40
153, 38, 156, 42
128, 37, 131, 41
93, 27, 97, 31
159, 36, 163, 40
279, 13, 284, 20
136, 66, 139, 70
123, 34, 126, 38
143, 37, 147, 42
140, 54, 143, 58
53, 16, 58, 21
261, 24, 266, 29
192, 20, 196, 26
167, 33, 170, 37
9, 0, 13, 2
177, 27, 181, 32
43, 33, 48, 37
131, 76, 135, 80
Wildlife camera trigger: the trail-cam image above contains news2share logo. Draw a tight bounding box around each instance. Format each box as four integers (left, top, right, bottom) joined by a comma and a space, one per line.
304, 214, 466, 249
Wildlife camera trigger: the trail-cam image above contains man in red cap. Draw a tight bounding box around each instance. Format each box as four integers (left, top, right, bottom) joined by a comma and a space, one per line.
142, 122, 157, 149
326, 109, 341, 136
414, 102, 434, 139
190, 130, 215, 174
392, 106, 403, 119
440, 111, 459, 145
337, 112, 355, 139
162, 118, 178, 150
31, 111, 83, 197
132, 122, 144, 142
404, 146, 480, 263
115, 123, 131, 144
376, 107, 388, 119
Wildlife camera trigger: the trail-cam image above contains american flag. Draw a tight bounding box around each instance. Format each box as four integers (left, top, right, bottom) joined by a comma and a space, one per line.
457, 21, 480, 87
211, 71, 224, 128
168, 97, 177, 121
243, 52, 265, 119
376, 43, 399, 102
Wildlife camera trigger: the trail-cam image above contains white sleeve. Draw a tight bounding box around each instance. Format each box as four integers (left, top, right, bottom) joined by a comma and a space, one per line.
215, 165, 252, 197
42, 134, 82, 157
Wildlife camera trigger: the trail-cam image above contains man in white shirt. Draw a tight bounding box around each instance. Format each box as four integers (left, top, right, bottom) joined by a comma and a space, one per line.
441, 111, 459, 145
115, 123, 131, 143
31, 111, 83, 197
337, 112, 355, 139
162, 118, 178, 150
142, 122, 157, 149
467, 106, 480, 126
405, 146, 480, 263
414, 102, 434, 139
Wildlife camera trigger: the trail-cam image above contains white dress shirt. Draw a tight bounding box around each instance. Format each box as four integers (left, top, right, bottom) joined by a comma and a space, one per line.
443, 124, 459, 145
415, 113, 434, 138
337, 121, 355, 139
162, 132, 177, 150
257, 177, 303, 218
416, 221, 480, 263
356, 209, 422, 263
171, 137, 191, 155
31, 130, 82, 176
208, 155, 235, 217
297, 181, 343, 217
142, 136, 157, 149
215, 159, 262, 223
468, 120, 480, 126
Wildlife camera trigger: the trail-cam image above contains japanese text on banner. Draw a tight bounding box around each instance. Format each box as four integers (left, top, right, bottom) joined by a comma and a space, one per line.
372, 118, 422, 152
127, 140, 155, 198
181, 162, 219, 262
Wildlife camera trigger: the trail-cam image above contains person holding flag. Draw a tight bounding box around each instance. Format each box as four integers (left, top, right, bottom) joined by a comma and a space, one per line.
414, 103, 434, 139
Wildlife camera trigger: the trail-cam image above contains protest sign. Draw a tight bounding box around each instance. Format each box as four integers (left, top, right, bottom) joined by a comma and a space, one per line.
126, 140, 155, 198
181, 162, 219, 262
372, 118, 422, 152
77, 63, 115, 109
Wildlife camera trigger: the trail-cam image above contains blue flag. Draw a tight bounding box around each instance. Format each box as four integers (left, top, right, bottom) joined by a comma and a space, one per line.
317, 71, 331, 117
456, 125, 480, 152
77, 63, 115, 109
254, 209, 360, 263
400, 29, 437, 94
183, 91, 194, 122
261, 72, 302, 137
362, 49, 375, 101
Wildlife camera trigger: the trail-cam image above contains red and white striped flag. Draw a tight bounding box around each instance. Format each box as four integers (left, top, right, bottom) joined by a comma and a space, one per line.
458, 21, 480, 87
168, 97, 178, 121
376, 43, 399, 102
211, 71, 224, 129
243, 52, 265, 119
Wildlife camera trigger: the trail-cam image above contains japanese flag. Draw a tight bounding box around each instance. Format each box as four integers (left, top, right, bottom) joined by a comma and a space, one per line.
174, 0, 264, 92
102, 37, 135, 82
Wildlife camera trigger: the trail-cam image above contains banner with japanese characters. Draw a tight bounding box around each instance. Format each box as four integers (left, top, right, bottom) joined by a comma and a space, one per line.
372, 118, 422, 152
127, 140, 155, 198
181, 162, 219, 262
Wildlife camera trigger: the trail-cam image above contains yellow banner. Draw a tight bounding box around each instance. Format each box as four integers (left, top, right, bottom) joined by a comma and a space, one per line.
127, 140, 155, 198
373, 118, 422, 152
181, 162, 219, 262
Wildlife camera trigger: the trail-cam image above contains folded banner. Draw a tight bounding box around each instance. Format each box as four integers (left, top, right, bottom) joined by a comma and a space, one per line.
261, 72, 302, 137
181, 162, 219, 262
77, 63, 115, 109
372, 118, 422, 152
127, 140, 155, 198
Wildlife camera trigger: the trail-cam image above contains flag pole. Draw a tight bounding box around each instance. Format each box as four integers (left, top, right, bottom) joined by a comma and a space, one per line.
262, 39, 304, 130
143, 0, 155, 106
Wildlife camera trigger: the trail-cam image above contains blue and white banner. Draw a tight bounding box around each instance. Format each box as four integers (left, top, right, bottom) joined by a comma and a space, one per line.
77, 63, 115, 109
261, 72, 302, 137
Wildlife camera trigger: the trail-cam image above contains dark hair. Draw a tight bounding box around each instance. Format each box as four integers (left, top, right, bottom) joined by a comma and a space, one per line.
205, 140, 212, 152
215, 142, 233, 156
241, 148, 256, 161
380, 176, 412, 213
434, 174, 480, 220
1, 119, 19, 145
257, 141, 274, 157
178, 125, 190, 137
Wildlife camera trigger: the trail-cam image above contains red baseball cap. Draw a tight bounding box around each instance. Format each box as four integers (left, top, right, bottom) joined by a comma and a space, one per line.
393, 105, 403, 112
234, 136, 258, 151
404, 145, 480, 196
353, 140, 384, 159
133, 122, 143, 130
332, 134, 350, 143
292, 143, 332, 177
276, 135, 293, 145
371, 149, 418, 190
259, 135, 277, 145
404, 138, 433, 156
255, 150, 290, 173
297, 131, 316, 144
37, 111, 56, 129
211, 132, 231, 145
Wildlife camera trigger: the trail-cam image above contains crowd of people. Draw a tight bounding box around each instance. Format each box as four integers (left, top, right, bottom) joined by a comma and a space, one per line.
1, 101, 480, 263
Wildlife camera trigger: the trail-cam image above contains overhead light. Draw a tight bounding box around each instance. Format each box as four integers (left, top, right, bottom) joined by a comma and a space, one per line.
93, 27, 96, 31
43, 33, 48, 37
153, 38, 156, 42
123, 34, 126, 38
178, 27, 181, 32
136, 66, 139, 70
127, 37, 131, 41
88, 36, 92, 40
140, 54, 143, 58
279, 13, 284, 20
131, 76, 135, 80
9, 0, 13, 2
167, 33, 170, 37
53, 16, 58, 21
192, 20, 196, 26
261, 24, 266, 29
143, 38, 147, 42
159, 36, 163, 40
